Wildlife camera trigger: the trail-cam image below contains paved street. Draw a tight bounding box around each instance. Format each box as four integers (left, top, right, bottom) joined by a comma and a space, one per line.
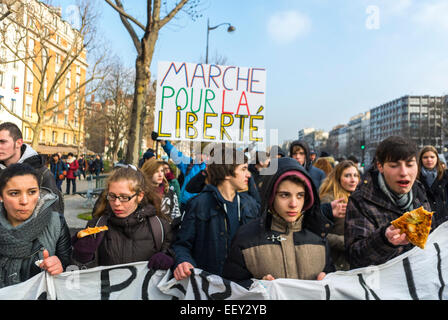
60, 176, 103, 236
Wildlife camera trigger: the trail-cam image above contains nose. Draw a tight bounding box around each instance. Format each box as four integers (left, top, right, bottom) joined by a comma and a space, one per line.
19, 193, 28, 205
289, 197, 298, 208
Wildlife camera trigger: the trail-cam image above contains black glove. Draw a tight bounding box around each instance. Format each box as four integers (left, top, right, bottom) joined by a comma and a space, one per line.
151, 131, 159, 141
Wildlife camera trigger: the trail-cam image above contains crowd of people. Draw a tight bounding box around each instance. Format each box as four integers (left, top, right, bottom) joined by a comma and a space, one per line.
0, 121, 447, 293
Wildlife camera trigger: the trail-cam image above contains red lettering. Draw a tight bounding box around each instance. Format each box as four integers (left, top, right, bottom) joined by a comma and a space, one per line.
221, 90, 233, 114
236, 91, 250, 116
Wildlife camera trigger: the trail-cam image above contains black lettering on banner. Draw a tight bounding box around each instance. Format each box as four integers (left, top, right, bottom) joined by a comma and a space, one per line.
324, 285, 330, 300
100, 266, 137, 300
199, 270, 232, 300
37, 291, 47, 300
189, 269, 203, 300
141, 268, 156, 300
357, 274, 380, 300
434, 242, 445, 300
170, 284, 187, 300
402, 257, 419, 300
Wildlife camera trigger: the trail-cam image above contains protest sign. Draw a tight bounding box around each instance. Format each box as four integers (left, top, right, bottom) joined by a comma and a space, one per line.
154, 61, 266, 144
0, 221, 446, 300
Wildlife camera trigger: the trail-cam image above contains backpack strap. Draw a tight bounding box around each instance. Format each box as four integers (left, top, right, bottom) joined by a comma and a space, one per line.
149, 215, 164, 252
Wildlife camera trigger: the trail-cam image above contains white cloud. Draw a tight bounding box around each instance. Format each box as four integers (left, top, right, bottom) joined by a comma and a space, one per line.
267, 10, 311, 44
413, 0, 448, 31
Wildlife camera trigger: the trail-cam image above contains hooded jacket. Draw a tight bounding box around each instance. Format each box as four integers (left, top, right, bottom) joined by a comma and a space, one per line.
345, 166, 431, 269
172, 183, 260, 277
222, 157, 335, 288
0, 144, 64, 214
289, 140, 326, 190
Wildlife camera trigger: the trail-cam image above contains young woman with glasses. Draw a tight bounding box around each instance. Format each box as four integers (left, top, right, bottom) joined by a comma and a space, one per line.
71, 167, 174, 270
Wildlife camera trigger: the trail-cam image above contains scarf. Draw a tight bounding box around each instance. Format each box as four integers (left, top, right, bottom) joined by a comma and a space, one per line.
377, 172, 414, 212
0, 191, 57, 288
421, 167, 437, 187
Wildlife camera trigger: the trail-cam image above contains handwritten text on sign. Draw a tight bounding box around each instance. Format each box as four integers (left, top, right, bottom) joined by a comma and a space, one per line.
155, 61, 266, 143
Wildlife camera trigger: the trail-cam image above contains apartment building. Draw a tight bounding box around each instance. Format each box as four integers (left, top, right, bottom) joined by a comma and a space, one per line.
0, 0, 88, 155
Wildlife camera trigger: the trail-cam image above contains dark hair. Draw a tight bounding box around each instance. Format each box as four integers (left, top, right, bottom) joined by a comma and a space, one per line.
0, 122, 23, 142
375, 136, 417, 165
0, 163, 39, 195
206, 146, 248, 186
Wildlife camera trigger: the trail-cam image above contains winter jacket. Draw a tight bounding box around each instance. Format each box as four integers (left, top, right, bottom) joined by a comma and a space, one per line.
81, 203, 173, 267
223, 157, 335, 288
50, 160, 66, 181
65, 158, 79, 179
289, 140, 326, 190
172, 184, 261, 277
0, 144, 64, 214
345, 166, 431, 269
0, 188, 71, 287
418, 170, 448, 228
162, 141, 206, 205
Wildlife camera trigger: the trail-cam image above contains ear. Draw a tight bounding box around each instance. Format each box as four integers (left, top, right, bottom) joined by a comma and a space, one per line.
137, 191, 144, 203
15, 138, 23, 150
376, 162, 384, 173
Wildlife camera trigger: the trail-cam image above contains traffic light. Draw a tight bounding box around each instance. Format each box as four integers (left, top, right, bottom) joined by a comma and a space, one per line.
360, 140, 365, 150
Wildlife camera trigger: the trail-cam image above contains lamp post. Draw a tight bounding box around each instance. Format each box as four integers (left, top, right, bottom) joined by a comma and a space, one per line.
205, 18, 235, 64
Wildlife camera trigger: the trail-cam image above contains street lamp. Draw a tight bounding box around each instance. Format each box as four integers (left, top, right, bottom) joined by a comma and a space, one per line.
205, 18, 236, 64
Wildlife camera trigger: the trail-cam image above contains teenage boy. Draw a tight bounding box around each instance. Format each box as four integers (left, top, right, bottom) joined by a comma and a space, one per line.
345, 136, 431, 269
0, 122, 64, 214
289, 140, 326, 190
172, 146, 260, 280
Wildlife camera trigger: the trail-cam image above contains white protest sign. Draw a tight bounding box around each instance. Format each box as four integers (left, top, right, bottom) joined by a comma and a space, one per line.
154, 61, 266, 144
0, 221, 446, 300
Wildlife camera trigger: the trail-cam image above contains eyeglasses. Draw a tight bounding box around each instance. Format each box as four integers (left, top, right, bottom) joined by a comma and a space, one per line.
106, 193, 137, 202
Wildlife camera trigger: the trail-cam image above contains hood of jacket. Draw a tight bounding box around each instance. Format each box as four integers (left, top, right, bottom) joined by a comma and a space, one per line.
259, 157, 323, 232
289, 140, 311, 170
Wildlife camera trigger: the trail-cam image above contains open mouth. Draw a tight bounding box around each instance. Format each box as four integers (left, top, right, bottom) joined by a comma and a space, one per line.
397, 180, 410, 187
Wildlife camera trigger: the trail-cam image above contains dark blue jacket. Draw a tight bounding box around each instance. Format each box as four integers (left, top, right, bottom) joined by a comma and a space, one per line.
50, 160, 66, 181
172, 184, 260, 276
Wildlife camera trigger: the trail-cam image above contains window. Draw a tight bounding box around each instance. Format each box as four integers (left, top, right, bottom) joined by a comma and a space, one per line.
64, 114, 68, 125
63, 133, 68, 144
27, 81, 32, 92
11, 99, 16, 113
52, 131, 57, 143
25, 104, 31, 117
53, 113, 58, 124
66, 77, 70, 89
0, 72, 4, 87
11, 76, 16, 89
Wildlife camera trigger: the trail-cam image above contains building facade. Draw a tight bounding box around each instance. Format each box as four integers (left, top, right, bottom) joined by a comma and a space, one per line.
0, 0, 88, 155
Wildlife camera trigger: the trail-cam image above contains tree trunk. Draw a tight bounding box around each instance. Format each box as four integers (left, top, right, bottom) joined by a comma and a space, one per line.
125, 58, 148, 164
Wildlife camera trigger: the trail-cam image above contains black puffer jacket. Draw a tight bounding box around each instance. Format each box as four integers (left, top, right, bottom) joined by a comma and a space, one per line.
418, 170, 448, 228
223, 157, 335, 288
87, 203, 173, 266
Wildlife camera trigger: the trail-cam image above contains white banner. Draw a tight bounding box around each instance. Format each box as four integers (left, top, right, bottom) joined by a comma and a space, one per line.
154, 61, 267, 144
0, 221, 447, 300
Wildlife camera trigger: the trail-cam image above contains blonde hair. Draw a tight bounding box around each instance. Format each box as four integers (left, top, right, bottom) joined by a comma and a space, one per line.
319, 160, 360, 203
418, 145, 444, 181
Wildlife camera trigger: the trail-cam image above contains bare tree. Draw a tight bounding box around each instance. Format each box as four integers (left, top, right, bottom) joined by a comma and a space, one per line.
0, 0, 107, 148
105, 0, 202, 165
97, 57, 134, 162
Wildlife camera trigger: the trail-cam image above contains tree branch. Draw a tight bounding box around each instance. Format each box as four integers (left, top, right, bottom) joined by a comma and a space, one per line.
159, 0, 190, 29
